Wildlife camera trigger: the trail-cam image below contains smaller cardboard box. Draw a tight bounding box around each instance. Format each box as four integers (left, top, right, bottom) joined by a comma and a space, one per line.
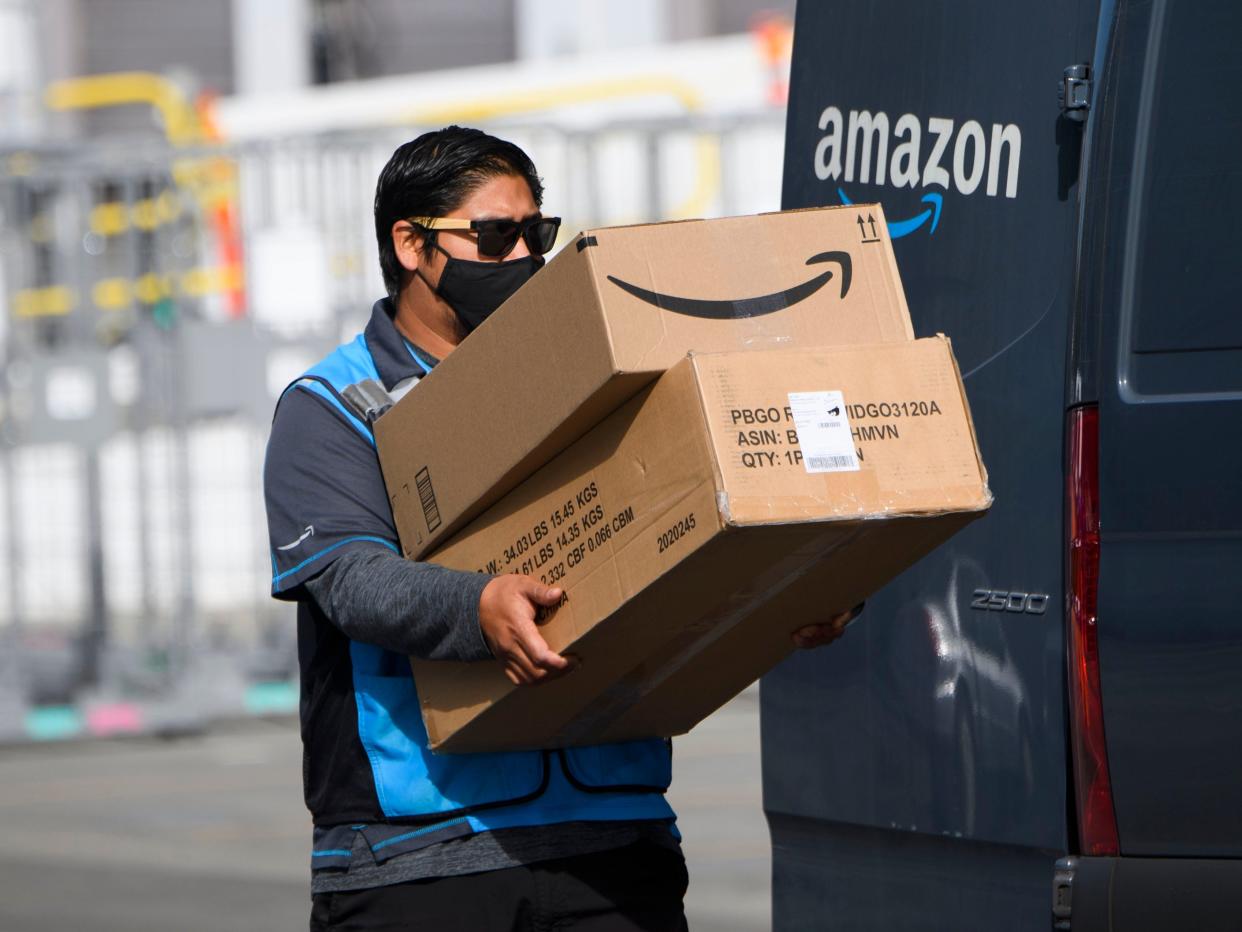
377, 205, 913, 560
414, 337, 991, 753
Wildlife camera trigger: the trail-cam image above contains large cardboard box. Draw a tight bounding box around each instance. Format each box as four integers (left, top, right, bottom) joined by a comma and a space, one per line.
414, 337, 991, 752
377, 205, 913, 559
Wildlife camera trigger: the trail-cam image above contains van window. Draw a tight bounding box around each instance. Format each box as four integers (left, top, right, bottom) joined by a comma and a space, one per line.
1126, 0, 1242, 394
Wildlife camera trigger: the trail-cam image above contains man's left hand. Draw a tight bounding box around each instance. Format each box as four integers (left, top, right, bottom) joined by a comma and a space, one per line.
791, 603, 865, 650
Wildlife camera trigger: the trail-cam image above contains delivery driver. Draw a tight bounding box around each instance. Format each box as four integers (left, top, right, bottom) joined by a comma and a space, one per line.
264, 125, 859, 931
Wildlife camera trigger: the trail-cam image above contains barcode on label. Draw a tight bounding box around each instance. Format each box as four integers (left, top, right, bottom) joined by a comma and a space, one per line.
788, 389, 860, 475
415, 466, 442, 532
807, 455, 856, 470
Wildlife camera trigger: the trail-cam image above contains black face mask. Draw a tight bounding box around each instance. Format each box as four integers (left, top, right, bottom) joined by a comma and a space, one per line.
423, 248, 545, 333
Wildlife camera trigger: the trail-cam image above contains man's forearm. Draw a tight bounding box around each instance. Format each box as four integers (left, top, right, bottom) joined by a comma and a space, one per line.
304, 548, 494, 662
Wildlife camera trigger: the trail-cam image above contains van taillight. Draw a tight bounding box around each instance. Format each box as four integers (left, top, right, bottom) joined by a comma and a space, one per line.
1066, 404, 1120, 855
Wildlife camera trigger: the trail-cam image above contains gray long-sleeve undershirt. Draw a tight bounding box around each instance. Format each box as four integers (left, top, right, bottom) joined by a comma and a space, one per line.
304, 548, 494, 662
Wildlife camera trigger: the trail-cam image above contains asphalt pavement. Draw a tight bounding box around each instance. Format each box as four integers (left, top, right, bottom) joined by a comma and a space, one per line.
0, 688, 770, 931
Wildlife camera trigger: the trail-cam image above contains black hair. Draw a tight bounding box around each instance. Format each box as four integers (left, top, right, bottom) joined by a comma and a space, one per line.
373, 126, 544, 297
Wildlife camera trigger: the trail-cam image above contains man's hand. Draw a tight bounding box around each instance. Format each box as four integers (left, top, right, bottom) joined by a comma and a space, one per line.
479, 575, 576, 687
791, 602, 865, 650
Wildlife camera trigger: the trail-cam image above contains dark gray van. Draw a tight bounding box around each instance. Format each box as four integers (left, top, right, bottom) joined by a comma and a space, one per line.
765, 1, 1242, 928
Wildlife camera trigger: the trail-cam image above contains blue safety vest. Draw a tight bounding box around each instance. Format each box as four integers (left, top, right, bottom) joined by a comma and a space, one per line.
277, 330, 674, 836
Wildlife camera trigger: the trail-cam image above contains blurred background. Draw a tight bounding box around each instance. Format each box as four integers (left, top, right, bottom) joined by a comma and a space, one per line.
0, 1, 792, 928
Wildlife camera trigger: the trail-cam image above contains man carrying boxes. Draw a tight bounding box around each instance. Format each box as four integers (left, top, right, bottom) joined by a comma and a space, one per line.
264, 127, 862, 931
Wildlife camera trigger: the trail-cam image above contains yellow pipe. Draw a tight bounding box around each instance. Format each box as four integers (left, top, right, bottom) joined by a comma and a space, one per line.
92, 277, 131, 311
14, 286, 76, 318
45, 72, 203, 145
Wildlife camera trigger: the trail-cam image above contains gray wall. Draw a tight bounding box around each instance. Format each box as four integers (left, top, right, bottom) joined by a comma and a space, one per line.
80, 0, 234, 92
669, 0, 796, 42
316, 0, 515, 81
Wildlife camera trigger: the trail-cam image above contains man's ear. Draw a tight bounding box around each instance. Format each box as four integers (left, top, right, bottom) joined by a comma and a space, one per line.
391, 220, 423, 276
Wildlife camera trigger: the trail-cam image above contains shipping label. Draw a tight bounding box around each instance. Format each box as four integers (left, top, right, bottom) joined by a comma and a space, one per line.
787, 391, 859, 474
725, 394, 946, 470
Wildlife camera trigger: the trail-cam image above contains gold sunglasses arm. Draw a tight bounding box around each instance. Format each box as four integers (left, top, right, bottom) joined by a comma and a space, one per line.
408, 217, 475, 231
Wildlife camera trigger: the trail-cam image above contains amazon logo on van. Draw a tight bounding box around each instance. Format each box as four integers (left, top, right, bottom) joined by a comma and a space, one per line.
606, 251, 851, 320
812, 106, 1022, 239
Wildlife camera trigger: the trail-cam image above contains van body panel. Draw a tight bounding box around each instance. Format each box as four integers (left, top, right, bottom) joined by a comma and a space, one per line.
768, 813, 1060, 931
768, 3, 1097, 922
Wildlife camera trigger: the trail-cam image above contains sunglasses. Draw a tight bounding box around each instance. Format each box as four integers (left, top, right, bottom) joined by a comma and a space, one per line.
410, 215, 562, 259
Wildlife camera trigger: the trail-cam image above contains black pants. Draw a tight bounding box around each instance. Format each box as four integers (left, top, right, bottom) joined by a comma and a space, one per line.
309, 840, 689, 931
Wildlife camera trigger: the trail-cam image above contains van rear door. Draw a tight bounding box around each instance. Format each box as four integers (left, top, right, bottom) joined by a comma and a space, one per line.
1090, 0, 1242, 858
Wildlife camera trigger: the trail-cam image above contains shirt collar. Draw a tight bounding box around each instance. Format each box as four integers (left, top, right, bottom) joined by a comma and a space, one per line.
364, 297, 440, 390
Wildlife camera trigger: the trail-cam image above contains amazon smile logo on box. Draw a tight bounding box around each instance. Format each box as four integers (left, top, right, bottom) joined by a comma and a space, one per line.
605, 251, 852, 319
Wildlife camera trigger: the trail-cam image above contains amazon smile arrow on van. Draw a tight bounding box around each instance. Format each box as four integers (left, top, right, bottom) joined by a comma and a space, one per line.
377, 205, 914, 559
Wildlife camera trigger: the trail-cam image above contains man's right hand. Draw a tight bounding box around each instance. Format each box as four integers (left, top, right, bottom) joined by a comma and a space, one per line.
478, 575, 575, 687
